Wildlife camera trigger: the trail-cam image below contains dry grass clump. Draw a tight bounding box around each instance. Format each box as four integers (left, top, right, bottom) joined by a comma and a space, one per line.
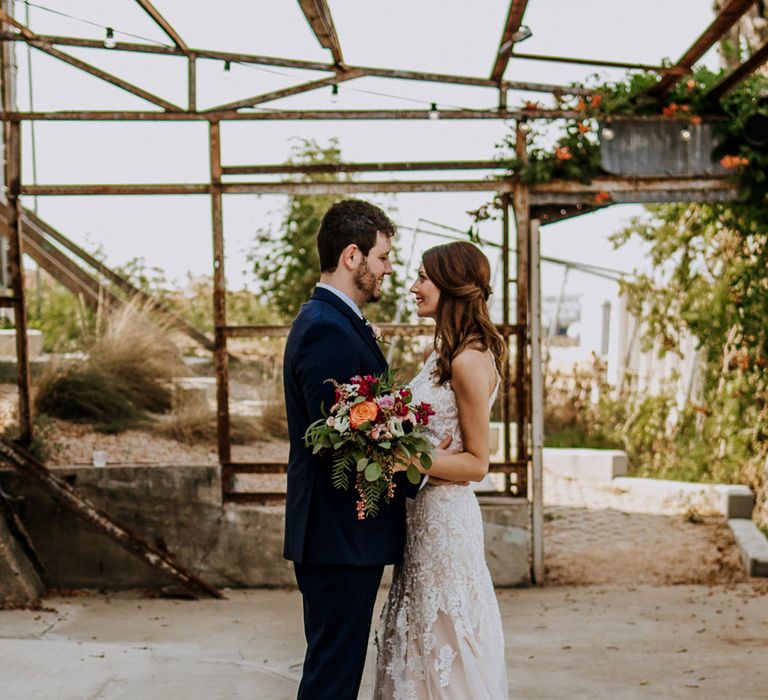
158, 381, 288, 446
35, 300, 188, 432
157, 401, 265, 445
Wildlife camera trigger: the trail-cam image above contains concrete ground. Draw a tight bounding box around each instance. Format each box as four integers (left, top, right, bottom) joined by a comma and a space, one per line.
1, 583, 767, 700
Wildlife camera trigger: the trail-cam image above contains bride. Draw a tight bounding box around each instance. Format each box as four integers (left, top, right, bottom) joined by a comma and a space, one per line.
374, 241, 508, 699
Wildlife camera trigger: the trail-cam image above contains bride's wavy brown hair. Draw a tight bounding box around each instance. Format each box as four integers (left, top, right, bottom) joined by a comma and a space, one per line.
422, 241, 507, 385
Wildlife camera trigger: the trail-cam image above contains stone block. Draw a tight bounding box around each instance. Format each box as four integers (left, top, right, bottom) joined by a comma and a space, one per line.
728, 519, 768, 577
0, 329, 43, 359
723, 486, 754, 519
543, 448, 628, 481
480, 497, 530, 587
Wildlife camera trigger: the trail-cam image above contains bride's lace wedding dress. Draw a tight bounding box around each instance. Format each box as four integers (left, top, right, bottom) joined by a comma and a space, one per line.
374, 351, 508, 700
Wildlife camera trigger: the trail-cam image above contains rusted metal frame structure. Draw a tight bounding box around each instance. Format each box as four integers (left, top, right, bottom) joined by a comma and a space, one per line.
648, 0, 760, 96
0, 1, 762, 579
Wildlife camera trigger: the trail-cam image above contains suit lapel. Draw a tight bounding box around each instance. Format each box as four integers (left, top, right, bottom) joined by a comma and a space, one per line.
310, 287, 387, 370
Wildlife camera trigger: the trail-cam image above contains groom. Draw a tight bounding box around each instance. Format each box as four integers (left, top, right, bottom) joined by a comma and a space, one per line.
283, 199, 418, 699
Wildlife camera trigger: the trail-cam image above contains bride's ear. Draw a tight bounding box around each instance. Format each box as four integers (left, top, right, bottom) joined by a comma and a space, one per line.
339, 244, 361, 271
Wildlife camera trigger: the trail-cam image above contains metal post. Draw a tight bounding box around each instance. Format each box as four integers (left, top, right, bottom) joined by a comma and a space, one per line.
500, 194, 512, 494
514, 123, 530, 476
530, 217, 544, 584
187, 54, 196, 112
6, 121, 32, 443
209, 121, 231, 482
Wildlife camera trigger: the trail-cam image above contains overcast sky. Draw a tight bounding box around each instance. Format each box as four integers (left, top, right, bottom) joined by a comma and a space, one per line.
9, 0, 723, 358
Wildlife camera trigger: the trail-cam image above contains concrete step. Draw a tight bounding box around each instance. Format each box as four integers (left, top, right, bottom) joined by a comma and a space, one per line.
728, 519, 768, 577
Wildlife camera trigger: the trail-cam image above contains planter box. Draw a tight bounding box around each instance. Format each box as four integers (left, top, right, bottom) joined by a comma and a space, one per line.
600, 118, 726, 177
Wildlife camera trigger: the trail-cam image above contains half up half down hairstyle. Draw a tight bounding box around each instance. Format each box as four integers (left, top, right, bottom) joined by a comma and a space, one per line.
422, 241, 507, 385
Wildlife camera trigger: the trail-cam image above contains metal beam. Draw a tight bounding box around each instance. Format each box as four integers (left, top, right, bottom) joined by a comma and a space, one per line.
510, 51, 683, 73
491, 0, 530, 82
19, 176, 739, 199
705, 35, 768, 100
648, 0, 757, 96
0, 108, 581, 121
0, 32, 591, 95
221, 159, 505, 175
298, 0, 344, 65
0, 12, 182, 111
204, 70, 363, 113
134, 0, 189, 54
20, 180, 516, 196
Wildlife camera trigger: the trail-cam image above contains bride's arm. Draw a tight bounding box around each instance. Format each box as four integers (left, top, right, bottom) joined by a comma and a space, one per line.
419, 349, 493, 483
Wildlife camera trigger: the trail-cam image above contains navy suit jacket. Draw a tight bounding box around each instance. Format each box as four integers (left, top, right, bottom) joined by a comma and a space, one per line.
283, 286, 417, 565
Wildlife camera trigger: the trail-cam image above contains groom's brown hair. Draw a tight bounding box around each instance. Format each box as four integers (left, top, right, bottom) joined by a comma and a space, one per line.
317, 199, 396, 273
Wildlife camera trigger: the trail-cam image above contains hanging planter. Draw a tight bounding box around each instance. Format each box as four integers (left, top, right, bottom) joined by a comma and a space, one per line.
598, 117, 727, 178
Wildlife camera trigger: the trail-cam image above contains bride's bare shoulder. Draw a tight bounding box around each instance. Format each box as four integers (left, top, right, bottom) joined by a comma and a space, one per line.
450, 348, 495, 390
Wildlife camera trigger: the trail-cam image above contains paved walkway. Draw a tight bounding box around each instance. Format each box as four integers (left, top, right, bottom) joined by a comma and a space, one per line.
1, 584, 767, 699
542, 469, 746, 586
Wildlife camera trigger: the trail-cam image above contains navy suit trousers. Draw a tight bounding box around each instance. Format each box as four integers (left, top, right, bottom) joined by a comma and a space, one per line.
294, 562, 384, 700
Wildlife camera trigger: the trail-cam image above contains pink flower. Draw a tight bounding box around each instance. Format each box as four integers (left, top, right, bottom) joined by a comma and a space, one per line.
376, 395, 395, 410
370, 426, 381, 440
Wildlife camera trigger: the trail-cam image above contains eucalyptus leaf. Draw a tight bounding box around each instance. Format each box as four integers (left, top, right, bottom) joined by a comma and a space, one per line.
356, 456, 369, 472
406, 464, 421, 484
364, 461, 382, 482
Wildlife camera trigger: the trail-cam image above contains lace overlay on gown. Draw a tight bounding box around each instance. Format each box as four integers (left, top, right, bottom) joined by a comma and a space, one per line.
374, 351, 508, 699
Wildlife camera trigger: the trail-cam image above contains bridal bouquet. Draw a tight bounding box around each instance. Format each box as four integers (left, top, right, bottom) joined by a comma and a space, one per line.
304, 370, 435, 519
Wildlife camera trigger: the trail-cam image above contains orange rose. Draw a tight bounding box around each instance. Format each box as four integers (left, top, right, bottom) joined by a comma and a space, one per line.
349, 400, 379, 429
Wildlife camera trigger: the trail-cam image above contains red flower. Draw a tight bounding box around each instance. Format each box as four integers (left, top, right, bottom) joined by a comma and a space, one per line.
577, 121, 590, 134
555, 146, 573, 161
589, 94, 602, 109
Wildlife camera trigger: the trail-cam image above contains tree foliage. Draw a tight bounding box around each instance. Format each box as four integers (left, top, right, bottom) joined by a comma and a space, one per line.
248, 139, 407, 321
611, 202, 767, 494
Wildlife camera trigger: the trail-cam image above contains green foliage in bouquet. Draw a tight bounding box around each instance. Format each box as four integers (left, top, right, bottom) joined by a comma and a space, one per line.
304, 368, 435, 518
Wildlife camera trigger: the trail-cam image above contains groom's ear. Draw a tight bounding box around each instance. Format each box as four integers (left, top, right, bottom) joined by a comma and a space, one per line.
339, 243, 361, 271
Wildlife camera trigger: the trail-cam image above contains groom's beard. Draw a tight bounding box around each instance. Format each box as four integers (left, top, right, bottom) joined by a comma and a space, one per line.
354, 259, 382, 303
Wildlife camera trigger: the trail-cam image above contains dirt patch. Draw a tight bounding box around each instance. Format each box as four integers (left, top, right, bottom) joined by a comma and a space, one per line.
544, 506, 747, 586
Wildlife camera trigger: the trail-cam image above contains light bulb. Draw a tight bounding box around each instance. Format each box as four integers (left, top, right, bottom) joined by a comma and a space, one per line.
680, 128, 692, 142
331, 84, 339, 103
429, 102, 439, 120
601, 126, 615, 141
104, 27, 116, 49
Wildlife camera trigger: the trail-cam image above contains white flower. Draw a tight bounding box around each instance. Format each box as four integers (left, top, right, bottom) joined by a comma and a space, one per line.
334, 416, 350, 434
326, 416, 335, 427
387, 416, 405, 437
